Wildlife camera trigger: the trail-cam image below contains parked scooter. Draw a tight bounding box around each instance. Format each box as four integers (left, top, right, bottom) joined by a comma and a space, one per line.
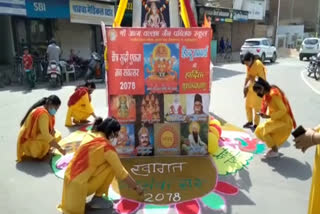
47, 60, 63, 87
84, 52, 104, 82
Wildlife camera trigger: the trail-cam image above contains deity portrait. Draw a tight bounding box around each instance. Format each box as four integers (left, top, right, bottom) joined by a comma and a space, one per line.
144, 43, 179, 93
141, 0, 169, 28
140, 94, 162, 123
110, 95, 136, 123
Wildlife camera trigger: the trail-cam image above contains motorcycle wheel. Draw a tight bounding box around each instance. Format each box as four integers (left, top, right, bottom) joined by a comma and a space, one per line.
85, 68, 94, 81
307, 64, 313, 76
315, 68, 320, 80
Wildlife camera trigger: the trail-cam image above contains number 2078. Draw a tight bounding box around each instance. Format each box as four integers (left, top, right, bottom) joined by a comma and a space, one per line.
144, 193, 181, 203
120, 82, 136, 90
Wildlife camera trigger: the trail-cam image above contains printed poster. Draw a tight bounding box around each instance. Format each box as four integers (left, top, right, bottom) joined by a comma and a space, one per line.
136, 94, 164, 124
106, 28, 211, 156
134, 124, 154, 156
141, 0, 170, 28
112, 124, 135, 156
154, 123, 181, 155
181, 122, 208, 155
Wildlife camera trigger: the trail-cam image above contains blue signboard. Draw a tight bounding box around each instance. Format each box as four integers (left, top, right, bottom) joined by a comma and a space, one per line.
26, 0, 70, 18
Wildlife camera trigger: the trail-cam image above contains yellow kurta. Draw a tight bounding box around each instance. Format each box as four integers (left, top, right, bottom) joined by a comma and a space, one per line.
58, 132, 129, 214
245, 60, 266, 125
65, 93, 94, 126
308, 129, 320, 214
17, 109, 61, 162
255, 95, 293, 148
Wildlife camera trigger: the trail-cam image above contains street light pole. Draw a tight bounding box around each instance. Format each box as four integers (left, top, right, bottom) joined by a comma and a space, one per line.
275, 0, 281, 47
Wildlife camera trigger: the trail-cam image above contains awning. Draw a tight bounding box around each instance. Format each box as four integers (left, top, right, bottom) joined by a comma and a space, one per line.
197, 5, 249, 23
0, 0, 26, 16
70, 0, 114, 25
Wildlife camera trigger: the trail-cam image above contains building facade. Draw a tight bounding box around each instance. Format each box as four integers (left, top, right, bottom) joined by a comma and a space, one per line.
0, 0, 117, 66
195, 0, 268, 51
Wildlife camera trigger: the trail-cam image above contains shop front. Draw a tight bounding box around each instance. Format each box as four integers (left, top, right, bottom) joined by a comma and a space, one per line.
197, 6, 251, 51
68, 0, 115, 58
12, 0, 70, 57
0, 0, 26, 64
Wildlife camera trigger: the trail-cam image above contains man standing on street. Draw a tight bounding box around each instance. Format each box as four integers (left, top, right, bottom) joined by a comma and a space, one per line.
47, 38, 61, 63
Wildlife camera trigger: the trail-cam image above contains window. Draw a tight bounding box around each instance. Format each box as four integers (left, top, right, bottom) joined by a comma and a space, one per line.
304, 39, 319, 45
244, 41, 260, 46
262, 40, 269, 46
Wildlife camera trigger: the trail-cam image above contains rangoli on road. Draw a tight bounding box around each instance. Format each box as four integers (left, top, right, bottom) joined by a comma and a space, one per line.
51, 120, 265, 213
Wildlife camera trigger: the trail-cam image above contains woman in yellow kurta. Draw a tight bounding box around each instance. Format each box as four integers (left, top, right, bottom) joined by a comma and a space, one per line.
17, 95, 66, 162
295, 126, 320, 214
58, 117, 143, 214
65, 82, 97, 127
243, 52, 267, 130
253, 77, 296, 158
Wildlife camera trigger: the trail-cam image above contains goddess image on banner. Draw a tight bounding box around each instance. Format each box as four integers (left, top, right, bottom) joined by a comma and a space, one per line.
137, 94, 164, 123
110, 95, 136, 123
112, 124, 135, 156
141, 0, 170, 28
144, 43, 179, 94
181, 122, 208, 155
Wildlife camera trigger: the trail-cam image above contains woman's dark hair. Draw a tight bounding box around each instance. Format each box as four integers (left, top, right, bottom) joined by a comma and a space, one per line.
243, 52, 255, 62
92, 117, 121, 139
20, 95, 61, 126
76, 81, 96, 90
253, 77, 271, 92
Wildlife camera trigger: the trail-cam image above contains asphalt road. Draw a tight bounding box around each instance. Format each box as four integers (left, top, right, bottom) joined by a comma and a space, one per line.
0, 57, 318, 214
212, 58, 318, 214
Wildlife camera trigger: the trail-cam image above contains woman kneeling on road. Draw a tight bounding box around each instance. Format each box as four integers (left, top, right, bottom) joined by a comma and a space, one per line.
17, 95, 66, 162
253, 77, 296, 158
58, 117, 143, 214
65, 81, 97, 127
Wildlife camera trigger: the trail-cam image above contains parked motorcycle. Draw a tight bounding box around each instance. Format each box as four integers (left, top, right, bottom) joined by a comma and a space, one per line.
69, 50, 89, 78
84, 52, 104, 82
307, 54, 320, 80
47, 60, 63, 87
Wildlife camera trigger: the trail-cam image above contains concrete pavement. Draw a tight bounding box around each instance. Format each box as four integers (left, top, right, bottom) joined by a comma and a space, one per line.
0, 57, 319, 214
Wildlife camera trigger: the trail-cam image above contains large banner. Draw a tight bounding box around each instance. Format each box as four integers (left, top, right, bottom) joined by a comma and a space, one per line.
107, 28, 211, 157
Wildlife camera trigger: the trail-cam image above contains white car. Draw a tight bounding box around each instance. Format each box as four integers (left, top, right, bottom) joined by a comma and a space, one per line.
240, 38, 277, 63
299, 38, 320, 61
